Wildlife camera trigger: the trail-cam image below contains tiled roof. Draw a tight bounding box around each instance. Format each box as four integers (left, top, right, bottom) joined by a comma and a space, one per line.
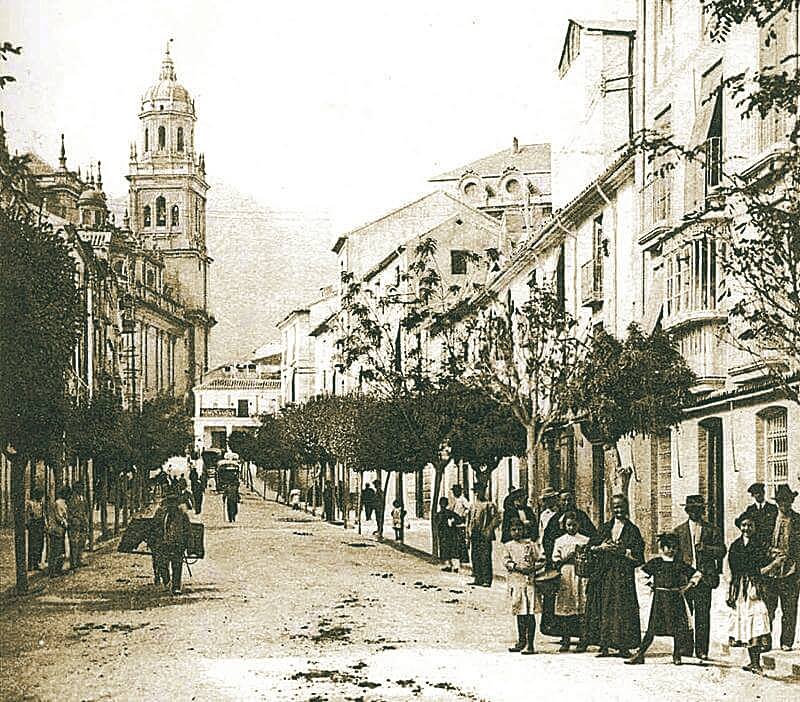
429, 143, 551, 182
571, 18, 636, 33
196, 378, 280, 391
24, 151, 56, 176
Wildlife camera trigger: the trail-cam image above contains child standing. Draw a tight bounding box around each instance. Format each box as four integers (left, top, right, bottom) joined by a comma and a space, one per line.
552, 512, 590, 651
437, 496, 460, 572
502, 519, 545, 654
626, 533, 701, 665
391, 499, 406, 541
727, 515, 772, 675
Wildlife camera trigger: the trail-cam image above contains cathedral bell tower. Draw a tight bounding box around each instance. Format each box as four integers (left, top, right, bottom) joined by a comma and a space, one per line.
127, 42, 213, 382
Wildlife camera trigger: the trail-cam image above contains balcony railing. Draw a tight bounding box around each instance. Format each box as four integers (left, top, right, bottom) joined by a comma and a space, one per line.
758, 111, 791, 151
199, 407, 236, 417
581, 259, 603, 308
651, 171, 672, 224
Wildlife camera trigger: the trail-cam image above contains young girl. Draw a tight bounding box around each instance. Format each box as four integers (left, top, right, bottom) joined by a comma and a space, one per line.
502, 519, 545, 654
391, 499, 406, 541
727, 514, 772, 674
437, 496, 460, 572
552, 512, 590, 651
626, 533, 701, 665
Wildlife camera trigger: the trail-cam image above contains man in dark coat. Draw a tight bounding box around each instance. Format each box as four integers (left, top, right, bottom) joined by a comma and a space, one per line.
373, 483, 385, 537
362, 482, 376, 522
542, 491, 596, 564
673, 494, 726, 660
152, 490, 191, 595
586, 494, 644, 657
189, 463, 205, 515
762, 483, 800, 651
739, 482, 778, 545
468, 484, 499, 587
501, 488, 537, 543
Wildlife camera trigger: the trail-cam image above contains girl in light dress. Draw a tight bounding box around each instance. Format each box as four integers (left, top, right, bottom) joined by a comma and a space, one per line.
502, 519, 546, 654
727, 514, 772, 675
552, 512, 591, 651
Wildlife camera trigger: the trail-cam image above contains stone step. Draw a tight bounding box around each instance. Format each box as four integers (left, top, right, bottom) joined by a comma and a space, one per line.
720, 642, 800, 679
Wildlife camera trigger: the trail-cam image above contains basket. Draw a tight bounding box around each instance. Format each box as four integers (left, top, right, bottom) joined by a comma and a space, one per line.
575, 544, 597, 579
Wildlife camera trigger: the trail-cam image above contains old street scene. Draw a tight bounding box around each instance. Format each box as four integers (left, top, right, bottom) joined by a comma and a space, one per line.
2, 1, 800, 701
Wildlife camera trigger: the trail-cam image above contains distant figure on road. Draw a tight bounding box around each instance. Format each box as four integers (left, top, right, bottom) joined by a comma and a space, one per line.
323, 483, 334, 522
449, 484, 470, 564
176, 476, 194, 513
25, 486, 45, 571
391, 499, 406, 541
152, 489, 191, 595
468, 484, 499, 587
436, 496, 460, 572
373, 484, 385, 538
362, 482, 376, 522
67, 481, 89, 569
46, 487, 69, 577
289, 487, 301, 510
189, 461, 205, 515
223, 479, 240, 523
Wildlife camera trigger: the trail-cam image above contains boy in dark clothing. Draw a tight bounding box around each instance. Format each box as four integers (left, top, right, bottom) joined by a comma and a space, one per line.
626, 533, 701, 665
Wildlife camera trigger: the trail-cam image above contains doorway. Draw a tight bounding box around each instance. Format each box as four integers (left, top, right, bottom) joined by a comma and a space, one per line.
700, 418, 724, 534
592, 444, 605, 525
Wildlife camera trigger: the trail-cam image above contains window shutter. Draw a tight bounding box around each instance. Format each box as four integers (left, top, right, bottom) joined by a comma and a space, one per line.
755, 413, 765, 483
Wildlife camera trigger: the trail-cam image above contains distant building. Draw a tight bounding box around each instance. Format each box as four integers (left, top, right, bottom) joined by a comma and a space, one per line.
192, 345, 281, 452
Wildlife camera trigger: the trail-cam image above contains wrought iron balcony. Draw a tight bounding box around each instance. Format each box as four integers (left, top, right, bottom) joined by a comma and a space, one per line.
580, 259, 603, 308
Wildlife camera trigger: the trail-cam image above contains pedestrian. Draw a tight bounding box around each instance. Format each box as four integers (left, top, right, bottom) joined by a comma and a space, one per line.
149, 495, 168, 587
436, 496, 460, 572
177, 476, 194, 513
189, 462, 204, 515
154, 489, 191, 595
673, 494, 727, 660
289, 487, 301, 510
542, 491, 597, 561
739, 482, 778, 545
762, 483, 800, 651
449, 484, 470, 564
727, 514, 772, 674
468, 484, 498, 587
391, 498, 406, 540
626, 533, 702, 666
46, 486, 69, 577
223, 478, 240, 523
25, 486, 45, 571
323, 482, 334, 523
67, 480, 89, 569
362, 482, 376, 522
552, 513, 590, 652
373, 483, 385, 537
586, 494, 644, 658
502, 519, 545, 654
501, 488, 537, 543
537, 486, 562, 635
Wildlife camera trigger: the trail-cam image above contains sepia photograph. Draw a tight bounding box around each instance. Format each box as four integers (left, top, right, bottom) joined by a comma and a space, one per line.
1, 0, 799, 699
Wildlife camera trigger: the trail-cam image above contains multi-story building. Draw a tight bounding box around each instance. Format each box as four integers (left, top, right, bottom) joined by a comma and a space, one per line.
635, 0, 799, 545
26, 45, 215, 411
192, 345, 281, 452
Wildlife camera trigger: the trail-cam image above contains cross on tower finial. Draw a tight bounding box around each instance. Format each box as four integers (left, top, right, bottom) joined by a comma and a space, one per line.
159, 39, 176, 81
59, 133, 67, 170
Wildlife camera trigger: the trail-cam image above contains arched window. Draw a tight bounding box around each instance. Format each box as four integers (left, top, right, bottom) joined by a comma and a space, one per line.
143, 205, 151, 228
177, 127, 184, 152
171, 204, 179, 226
144, 128, 149, 152
113, 260, 124, 275
156, 196, 166, 226
146, 269, 155, 288
158, 126, 166, 150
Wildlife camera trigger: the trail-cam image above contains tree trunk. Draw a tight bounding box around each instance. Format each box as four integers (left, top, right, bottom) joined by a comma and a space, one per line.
87, 459, 94, 552
357, 471, 362, 535
122, 474, 129, 529
525, 423, 540, 505
113, 476, 120, 537
10, 452, 28, 594
430, 463, 445, 558
99, 465, 108, 539
343, 461, 350, 529
396, 470, 404, 543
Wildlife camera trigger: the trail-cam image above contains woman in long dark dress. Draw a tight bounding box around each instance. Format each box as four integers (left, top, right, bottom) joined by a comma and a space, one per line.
584, 494, 644, 658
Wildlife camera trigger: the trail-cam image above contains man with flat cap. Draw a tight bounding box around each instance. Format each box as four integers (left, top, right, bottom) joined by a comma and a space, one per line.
673, 494, 726, 660
763, 484, 800, 650
740, 482, 778, 545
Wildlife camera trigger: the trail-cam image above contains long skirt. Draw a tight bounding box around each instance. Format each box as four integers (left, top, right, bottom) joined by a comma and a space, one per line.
507, 572, 540, 615
729, 585, 771, 645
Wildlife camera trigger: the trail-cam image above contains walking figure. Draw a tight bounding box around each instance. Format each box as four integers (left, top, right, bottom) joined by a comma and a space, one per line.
25, 486, 45, 571
151, 489, 190, 595
67, 481, 89, 569
46, 487, 69, 577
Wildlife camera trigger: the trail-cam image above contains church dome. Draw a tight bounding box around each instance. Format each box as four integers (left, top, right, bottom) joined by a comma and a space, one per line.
78, 186, 105, 207
141, 46, 193, 111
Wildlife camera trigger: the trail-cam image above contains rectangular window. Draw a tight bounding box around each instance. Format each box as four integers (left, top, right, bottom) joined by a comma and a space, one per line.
592, 216, 604, 293
237, 399, 249, 418
450, 250, 468, 275
766, 411, 789, 495
664, 234, 717, 322
758, 11, 794, 149
654, 0, 674, 83
651, 107, 672, 223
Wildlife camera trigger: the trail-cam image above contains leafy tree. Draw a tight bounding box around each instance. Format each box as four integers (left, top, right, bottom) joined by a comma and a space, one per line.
0, 44, 83, 590
568, 325, 695, 500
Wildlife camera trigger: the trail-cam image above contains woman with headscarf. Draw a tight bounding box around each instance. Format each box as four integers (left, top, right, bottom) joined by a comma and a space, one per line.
584, 493, 644, 658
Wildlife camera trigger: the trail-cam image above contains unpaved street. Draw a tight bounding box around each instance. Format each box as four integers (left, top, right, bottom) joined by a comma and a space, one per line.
0, 489, 795, 701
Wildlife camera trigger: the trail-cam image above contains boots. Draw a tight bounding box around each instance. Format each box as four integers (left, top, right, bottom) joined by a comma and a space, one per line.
522, 615, 536, 655
509, 616, 526, 652
743, 646, 762, 674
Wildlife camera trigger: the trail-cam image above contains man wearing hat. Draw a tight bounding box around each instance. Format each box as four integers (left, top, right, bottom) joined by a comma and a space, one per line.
535, 486, 560, 635
501, 488, 537, 543
740, 482, 778, 544
537, 487, 559, 547
543, 491, 597, 565
763, 484, 800, 650
673, 494, 726, 660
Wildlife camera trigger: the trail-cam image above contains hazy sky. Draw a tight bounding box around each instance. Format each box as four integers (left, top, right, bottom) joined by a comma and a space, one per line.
3, 0, 634, 233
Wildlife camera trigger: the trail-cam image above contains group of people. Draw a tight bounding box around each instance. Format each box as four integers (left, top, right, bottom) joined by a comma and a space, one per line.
434, 480, 800, 674
25, 481, 89, 578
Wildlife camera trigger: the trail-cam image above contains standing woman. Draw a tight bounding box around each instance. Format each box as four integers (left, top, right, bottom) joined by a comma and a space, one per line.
588, 493, 644, 658
727, 514, 772, 674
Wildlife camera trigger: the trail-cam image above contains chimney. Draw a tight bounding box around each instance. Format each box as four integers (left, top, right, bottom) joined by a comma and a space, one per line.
512, 136, 519, 154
